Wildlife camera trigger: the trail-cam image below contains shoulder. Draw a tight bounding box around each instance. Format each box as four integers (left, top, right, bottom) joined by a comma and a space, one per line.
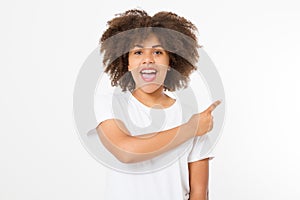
94, 90, 131, 125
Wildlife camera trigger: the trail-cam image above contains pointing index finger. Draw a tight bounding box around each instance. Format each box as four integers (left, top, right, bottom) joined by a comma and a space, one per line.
207, 100, 222, 113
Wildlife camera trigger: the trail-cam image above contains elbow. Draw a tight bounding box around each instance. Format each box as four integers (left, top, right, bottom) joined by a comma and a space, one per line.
96, 126, 139, 163
111, 147, 142, 164
112, 145, 140, 163
98, 138, 137, 164
115, 154, 136, 164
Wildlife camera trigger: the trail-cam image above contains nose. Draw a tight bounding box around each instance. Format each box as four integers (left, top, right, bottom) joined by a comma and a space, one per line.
142, 51, 154, 65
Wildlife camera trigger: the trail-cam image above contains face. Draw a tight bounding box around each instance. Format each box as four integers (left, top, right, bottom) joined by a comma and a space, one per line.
128, 34, 170, 94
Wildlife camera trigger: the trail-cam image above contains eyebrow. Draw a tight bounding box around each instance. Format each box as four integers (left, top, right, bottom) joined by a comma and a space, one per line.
133, 44, 164, 48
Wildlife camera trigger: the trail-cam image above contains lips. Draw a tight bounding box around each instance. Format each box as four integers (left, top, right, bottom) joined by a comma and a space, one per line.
140, 68, 157, 82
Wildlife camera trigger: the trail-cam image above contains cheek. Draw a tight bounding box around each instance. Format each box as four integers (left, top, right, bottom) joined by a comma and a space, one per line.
165, 58, 170, 66
162, 55, 170, 65
128, 56, 137, 71
128, 61, 134, 71
128, 64, 139, 72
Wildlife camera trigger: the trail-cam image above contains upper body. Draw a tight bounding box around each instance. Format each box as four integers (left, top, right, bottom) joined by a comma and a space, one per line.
94, 89, 214, 200
94, 9, 221, 200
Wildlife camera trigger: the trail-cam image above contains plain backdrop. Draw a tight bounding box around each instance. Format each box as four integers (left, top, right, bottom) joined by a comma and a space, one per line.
1, 0, 300, 199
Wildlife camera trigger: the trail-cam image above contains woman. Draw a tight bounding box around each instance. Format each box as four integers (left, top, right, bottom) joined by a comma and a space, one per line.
95, 9, 221, 200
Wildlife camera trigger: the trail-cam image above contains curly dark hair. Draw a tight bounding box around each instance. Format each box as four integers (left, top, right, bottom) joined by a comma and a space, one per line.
99, 9, 200, 92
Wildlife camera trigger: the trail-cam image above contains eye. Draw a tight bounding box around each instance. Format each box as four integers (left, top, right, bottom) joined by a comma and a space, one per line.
133, 50, 143, 55
153, 50, 163, 55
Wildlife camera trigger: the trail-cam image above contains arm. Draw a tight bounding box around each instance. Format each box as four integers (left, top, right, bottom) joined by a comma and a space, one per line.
188, 158, 209, 200
96, 118, 195, 163
96, 100, 221, 163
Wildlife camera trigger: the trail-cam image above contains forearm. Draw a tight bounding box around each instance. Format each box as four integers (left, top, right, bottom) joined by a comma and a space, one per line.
189, 190, 208, 200
97, 120, 196, 163
188, 159, 209, 200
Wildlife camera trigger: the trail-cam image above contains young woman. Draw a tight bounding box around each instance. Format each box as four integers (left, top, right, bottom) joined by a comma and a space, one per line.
95, 9, 221, 200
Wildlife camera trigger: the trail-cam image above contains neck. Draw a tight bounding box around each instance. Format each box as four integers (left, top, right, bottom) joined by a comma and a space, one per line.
132, 86, 166, 107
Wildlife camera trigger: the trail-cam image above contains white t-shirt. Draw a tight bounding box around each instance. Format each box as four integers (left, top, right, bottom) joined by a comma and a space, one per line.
91, 87, 215, 200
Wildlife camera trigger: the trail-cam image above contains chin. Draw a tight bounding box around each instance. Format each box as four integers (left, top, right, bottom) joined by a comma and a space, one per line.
139, 83, 162, 94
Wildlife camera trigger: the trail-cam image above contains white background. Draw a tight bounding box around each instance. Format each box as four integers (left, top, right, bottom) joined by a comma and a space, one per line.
1, 0, 300, 199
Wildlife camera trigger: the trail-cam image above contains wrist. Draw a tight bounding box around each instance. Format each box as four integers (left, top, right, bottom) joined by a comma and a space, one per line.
189, 190, 208, 200
181, 121, 197, 139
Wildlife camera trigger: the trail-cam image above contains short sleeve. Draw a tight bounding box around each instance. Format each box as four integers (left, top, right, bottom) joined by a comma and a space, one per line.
94, 92, 114, 125
187, 134, 215, 163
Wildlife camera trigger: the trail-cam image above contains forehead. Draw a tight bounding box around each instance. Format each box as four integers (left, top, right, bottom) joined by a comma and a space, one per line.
131, 34, 163, 48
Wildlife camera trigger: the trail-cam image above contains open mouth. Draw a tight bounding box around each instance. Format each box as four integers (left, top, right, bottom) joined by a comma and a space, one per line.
140, 68, 157, 82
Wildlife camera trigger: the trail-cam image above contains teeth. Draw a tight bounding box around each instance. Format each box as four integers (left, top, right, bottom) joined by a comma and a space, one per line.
140, 69, 157, 74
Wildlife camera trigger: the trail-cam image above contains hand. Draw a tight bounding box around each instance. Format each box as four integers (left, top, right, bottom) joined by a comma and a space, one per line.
188, 100, 221, 136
